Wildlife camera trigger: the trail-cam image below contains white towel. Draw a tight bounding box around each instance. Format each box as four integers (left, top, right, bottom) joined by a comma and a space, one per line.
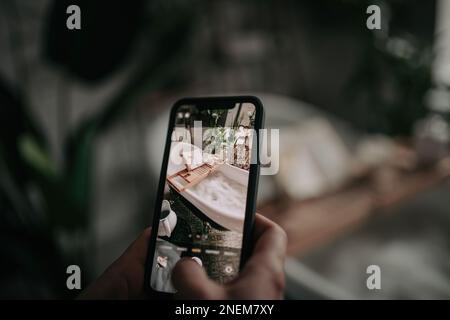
182, 147, 204, 171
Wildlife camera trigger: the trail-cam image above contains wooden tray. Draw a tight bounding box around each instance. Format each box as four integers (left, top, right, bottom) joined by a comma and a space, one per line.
167, 163, 217, 192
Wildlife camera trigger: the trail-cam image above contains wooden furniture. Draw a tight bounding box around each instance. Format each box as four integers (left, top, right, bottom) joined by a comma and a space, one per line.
167, 163, 217, 192
259, 156, 450, 256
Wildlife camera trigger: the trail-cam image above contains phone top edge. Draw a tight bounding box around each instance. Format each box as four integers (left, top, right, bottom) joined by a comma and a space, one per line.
173, 95, 263, 109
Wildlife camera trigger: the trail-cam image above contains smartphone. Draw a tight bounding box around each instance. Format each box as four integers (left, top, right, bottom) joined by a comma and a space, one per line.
144, 96, 264, 297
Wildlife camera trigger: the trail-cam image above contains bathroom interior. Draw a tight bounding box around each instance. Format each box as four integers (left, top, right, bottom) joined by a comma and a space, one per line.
1, 0, 450, 299
151, 103, 254, 291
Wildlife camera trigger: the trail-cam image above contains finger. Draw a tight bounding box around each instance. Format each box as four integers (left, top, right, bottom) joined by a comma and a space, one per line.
229, 215, 287, 299
172, 258, 225, 299
252, 214, 287, 260
246, 214, 287, 269
252, 213, 282, 240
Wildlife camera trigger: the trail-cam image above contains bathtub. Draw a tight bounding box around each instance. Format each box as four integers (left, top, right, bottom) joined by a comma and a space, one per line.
167, 142, 249, 233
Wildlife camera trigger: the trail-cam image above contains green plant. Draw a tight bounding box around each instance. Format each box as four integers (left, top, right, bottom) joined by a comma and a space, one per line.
0, 0, 199, 297
345, 33, 433, 135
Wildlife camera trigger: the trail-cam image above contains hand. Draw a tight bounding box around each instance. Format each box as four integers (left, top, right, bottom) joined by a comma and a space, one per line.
79, 214, 287, 299
172, 214, 287, 299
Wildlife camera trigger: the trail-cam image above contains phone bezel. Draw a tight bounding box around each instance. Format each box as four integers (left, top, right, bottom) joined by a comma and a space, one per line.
144, 95, 264, 299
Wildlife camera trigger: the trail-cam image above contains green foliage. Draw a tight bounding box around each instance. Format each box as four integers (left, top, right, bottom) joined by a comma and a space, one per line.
0, 1, 199, 296
345, 34, 433, 135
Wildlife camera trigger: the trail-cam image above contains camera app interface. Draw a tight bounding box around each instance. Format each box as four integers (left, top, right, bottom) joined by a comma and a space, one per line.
150, 102, 256, 293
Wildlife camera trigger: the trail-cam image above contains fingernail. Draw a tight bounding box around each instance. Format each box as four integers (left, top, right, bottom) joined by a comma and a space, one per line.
191, 256, 203, 267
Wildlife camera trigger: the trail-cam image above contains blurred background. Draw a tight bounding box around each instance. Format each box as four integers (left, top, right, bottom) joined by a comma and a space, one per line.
1, 0, 450, 299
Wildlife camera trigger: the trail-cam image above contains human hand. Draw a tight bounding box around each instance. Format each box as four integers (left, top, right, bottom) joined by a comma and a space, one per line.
172, 214, 287, 299
79, 213, 287, 300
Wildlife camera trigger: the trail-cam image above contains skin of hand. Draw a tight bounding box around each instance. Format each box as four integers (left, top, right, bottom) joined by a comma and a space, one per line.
79, 214, 287, 299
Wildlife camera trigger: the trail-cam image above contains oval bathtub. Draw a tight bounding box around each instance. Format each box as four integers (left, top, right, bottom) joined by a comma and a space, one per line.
167, 142, 249, 233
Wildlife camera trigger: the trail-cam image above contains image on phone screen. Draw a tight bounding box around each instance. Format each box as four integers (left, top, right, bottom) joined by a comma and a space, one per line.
150, 102, 257, 293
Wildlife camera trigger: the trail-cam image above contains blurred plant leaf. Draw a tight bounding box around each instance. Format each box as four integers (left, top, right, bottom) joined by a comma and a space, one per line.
12, 0, 199, 232
0, 76, 87, 231
61, 54, 186, 229
344, 34, 433, 135
18, 134, 58, 180
0, 78, 47, 185
60, 0, 198, 232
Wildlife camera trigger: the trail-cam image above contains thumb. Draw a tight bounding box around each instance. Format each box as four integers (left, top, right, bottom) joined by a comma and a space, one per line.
172, 257, 224, 299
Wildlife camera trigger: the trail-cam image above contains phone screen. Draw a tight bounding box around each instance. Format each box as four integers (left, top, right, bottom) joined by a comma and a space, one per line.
149, 101, 258, 293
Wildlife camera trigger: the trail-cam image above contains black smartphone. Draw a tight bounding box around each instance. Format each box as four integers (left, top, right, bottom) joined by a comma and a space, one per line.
144, 96, 264, 297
